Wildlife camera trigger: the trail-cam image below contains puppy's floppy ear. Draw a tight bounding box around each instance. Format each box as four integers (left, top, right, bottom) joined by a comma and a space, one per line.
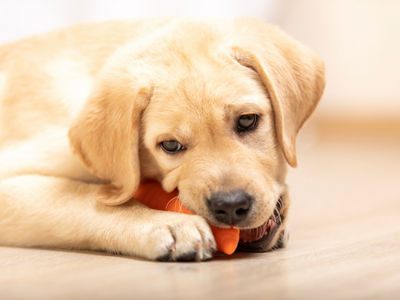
68, 70, 151, 205
231, 18, 325, 167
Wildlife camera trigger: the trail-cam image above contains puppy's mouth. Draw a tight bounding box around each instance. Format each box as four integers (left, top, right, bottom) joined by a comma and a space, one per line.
238, 196, 285, 252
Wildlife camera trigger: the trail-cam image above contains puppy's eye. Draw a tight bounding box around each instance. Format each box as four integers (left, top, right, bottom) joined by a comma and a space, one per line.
160, 140, 185, 154
237, 114, 259, 133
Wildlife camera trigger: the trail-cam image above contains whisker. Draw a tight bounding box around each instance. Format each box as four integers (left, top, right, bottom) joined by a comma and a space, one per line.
272, 209, 277, 223
276, 208, 280, 223
274, 197, 283, 224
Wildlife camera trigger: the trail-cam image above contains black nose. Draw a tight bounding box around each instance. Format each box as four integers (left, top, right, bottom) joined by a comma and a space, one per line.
207, 190, 253, 225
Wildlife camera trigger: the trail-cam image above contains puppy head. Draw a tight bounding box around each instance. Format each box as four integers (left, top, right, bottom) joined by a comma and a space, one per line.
140, 19, 325, 249
69, 19, 325, 249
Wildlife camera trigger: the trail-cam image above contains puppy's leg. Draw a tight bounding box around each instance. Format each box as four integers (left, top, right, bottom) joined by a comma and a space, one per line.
0, 175, 216, 261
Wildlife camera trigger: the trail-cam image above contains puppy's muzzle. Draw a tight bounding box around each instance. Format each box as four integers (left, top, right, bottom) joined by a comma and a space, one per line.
207, 190, 253, 225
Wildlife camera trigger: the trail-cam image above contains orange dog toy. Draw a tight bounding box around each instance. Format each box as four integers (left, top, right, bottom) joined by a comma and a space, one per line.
134, 181, 240, 255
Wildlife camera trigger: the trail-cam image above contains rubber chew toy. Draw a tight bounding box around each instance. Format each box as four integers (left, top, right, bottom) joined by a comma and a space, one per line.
134, 181, 240, 255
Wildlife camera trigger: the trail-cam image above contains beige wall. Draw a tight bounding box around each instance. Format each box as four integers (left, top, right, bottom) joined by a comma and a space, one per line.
0, 0, 398, 118
278, 0, 400, 118
0, 0, 278, 44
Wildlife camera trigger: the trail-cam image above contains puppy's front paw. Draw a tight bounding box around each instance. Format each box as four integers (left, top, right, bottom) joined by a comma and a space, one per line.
144, 213, 216, 262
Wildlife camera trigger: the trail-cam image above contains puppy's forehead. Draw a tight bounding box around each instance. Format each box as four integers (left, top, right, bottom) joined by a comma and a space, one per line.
142, 50, 271, 142
147, 86, 269, 128
150, 63, 270, 113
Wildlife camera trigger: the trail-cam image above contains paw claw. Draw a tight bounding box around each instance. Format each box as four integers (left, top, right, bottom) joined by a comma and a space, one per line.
156, 252, 172, 262
169, 244, 176, 252
176, 251, 198, 262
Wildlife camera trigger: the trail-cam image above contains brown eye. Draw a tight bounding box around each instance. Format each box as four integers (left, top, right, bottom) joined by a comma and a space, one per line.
160, 140, 185, 154
237, 114, 259, 133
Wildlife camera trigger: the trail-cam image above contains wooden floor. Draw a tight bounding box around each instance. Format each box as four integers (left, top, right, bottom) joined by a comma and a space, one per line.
1, 126, 400, 300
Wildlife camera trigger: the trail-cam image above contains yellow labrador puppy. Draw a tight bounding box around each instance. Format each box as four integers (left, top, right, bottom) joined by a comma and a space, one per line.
0, 18, 324, 261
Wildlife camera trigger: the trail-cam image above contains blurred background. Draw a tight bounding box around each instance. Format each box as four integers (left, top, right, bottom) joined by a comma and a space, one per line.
1, 0, 399, 126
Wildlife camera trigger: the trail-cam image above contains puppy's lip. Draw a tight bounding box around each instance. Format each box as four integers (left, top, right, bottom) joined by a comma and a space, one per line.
239, 217, 278, 242
237, 196, 284, 252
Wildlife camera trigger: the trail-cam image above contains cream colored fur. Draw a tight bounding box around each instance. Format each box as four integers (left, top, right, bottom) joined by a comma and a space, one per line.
0, 18, 325, 261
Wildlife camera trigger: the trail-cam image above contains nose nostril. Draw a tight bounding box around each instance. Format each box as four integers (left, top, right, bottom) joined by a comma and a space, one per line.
207, 190, 254, 225
235, 208, 248, 216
